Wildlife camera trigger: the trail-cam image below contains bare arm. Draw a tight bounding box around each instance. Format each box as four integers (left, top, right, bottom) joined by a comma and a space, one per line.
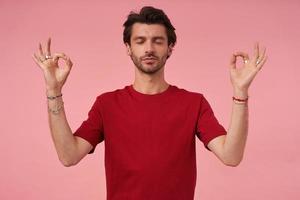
46, 89, 93, 166
208, 90, 249, 167
208, 42, 268, 166
207, 95, 248, 167
33, 37, 93, 166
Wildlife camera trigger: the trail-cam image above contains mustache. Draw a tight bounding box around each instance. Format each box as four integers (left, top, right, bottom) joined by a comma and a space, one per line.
141, 53, 158, 60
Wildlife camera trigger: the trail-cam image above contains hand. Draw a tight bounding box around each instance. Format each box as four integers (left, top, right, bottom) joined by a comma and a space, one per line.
32, 37, 73, 91
229, 42, 268, 94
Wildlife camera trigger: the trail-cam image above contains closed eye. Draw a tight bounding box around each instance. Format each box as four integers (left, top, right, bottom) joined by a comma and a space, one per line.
136, 40, 144, 44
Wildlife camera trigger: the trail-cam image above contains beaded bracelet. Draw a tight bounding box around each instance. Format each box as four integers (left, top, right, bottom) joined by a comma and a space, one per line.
47, 93, 63, 100
232, 96, 248, 104
48, 101, 64, 115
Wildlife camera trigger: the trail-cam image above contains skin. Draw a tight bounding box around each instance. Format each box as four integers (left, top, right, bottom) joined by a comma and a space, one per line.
208, 43, 267, 166
125, 23, 174, 94
32, 23, 267, 167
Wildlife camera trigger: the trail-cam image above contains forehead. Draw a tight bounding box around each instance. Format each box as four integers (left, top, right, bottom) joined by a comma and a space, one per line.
131, 23, 167, 39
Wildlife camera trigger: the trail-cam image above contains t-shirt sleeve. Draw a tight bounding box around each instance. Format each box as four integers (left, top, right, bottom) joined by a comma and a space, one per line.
73, 96, 104, 154
196, 94, 227, 151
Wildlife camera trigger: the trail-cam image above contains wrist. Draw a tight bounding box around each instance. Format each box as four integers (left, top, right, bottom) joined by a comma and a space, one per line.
233, 88, 248, 99
232, 96, 248, 105
46, 88, 62, 96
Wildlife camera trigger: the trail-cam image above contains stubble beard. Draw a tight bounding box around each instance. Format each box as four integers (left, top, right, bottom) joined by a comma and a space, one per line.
130, 54, 168, 75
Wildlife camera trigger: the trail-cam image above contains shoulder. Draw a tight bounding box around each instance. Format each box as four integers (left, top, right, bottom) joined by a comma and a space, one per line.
173, 85, 204, 101
94, 85, 129, 103
172, 86, 215, 112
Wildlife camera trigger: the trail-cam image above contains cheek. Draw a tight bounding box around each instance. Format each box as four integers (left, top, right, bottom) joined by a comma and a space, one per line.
131, 45, 139, 54
129, 51, 140, 61
131, 49, 143, 58
159, 46, 169, 54
160, 49, 170, 58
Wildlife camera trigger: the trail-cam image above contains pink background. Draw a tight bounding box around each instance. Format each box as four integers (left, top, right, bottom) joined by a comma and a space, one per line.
1, 0, 299, 199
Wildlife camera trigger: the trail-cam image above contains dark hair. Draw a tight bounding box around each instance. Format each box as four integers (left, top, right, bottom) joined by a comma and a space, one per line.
123, 6, 177, 47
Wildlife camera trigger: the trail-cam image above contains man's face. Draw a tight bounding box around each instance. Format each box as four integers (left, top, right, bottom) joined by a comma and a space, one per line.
126, 23, 173, 75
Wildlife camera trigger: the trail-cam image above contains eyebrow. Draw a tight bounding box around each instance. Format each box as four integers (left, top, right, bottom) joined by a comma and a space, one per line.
133, 36, 166, 41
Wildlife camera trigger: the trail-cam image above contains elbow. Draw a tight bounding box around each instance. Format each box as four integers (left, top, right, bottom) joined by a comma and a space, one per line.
59, 157, 76, 167
224, 161, 240, 167
60, 160, 74, 167
223, 156, 243, 167
62, 161, 74, 167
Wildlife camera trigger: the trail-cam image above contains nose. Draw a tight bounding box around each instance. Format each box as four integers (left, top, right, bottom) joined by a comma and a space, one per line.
145, 41, 155, 54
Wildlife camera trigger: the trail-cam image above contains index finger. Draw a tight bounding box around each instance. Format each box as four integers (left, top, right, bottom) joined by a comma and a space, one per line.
46, 37, 51, 56
234, 51, 249, 60
53, 52, 67, 62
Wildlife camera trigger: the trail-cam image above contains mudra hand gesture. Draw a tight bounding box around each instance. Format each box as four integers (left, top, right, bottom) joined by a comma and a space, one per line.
32, 37, 73, 92
229, 42, 268, 98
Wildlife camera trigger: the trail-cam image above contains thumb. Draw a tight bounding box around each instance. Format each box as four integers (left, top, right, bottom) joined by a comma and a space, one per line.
65, 56, 73, 69
229, 54, 236, 70
53, 53, 73, 69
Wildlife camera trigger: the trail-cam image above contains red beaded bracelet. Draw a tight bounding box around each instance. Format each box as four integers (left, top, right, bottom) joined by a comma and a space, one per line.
232, 96, 248, 102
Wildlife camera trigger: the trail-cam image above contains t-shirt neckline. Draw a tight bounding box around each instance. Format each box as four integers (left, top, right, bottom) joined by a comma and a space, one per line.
127, 84, 174, 101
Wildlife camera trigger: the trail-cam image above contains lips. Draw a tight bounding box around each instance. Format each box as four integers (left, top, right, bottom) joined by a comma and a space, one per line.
142, 59, 156, 64
142, 57, 157, 61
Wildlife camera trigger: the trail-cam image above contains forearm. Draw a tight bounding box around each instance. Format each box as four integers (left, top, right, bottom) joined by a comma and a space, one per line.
223, 89, 249, 165
47, 89, 77, 166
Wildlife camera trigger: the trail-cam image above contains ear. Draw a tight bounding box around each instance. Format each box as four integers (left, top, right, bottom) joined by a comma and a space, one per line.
125, 43, 132, 56
167, 44, 174, 57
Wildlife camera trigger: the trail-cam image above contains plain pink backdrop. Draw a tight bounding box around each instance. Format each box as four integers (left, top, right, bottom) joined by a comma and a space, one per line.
1, 0, 299, 199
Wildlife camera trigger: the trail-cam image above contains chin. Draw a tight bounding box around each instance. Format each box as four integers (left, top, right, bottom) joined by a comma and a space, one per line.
140, 65, 163, 74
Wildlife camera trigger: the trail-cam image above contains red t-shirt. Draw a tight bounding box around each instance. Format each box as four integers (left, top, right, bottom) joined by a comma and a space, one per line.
73, 84, 227, 200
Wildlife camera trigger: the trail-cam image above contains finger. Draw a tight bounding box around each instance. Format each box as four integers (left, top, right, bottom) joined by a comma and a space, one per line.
63, 55, 73, 68
253, 42, 259, 60
234, 51, 249, 63
229, 54, 237, 69
32, 53, 42, 66
256, 55, 268, 71
53, 53, 73, 69
234, 51, 249, 61
53, 52, 67, 62
46, 37, 51, 56
38, 42, 46, 62
66, 56, 73, 68
39, 42, 44, 56
258, 46, 266, 63
35, 52, 44, 63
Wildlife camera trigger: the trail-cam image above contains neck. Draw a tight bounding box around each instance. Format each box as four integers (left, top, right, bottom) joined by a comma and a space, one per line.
132, 68, 169, 95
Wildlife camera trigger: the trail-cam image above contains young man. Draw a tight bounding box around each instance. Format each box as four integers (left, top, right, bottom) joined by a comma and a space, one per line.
33, 6, 267, 200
